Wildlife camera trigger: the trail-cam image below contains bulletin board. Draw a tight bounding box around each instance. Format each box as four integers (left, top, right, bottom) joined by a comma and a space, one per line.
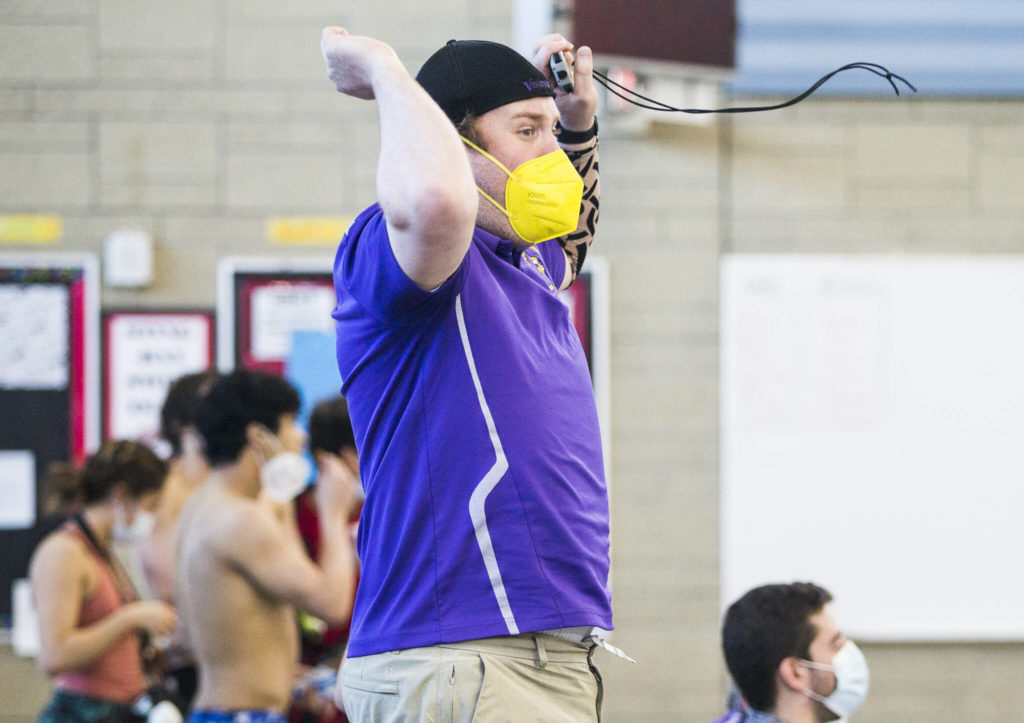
721, 254, 1024, 641
102, 310, 215, 444
563, 257, 612, 479
0, 253, 99, 619
216, 257, 337, 375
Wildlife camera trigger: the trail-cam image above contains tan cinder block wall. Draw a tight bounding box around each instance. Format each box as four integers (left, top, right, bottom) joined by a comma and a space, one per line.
3, 1, 1024, 721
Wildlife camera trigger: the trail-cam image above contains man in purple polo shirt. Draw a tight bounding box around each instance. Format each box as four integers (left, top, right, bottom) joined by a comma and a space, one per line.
320, 26, 612, 722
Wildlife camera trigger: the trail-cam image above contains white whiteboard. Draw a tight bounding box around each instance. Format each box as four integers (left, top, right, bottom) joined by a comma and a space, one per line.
721, 255, 1024, 641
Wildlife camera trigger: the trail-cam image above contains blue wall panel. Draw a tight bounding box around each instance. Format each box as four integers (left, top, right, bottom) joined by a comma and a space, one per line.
731, 0, 1024, 96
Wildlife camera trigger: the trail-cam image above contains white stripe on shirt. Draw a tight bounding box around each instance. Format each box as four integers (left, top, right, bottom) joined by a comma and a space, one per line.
456, 293, 519, 635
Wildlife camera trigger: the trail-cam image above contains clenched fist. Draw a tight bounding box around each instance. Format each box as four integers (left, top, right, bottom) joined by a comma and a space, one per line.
321, 27, 402, 100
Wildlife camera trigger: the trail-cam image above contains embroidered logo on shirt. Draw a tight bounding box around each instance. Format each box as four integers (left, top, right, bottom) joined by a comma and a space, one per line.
522, 254, 557, 291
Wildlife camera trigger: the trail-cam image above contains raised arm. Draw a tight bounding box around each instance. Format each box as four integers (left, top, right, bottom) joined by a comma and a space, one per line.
532, 36, 600, 289
321, 27, 478, 290
219, 453, 357, 626
558, 138, 599, 287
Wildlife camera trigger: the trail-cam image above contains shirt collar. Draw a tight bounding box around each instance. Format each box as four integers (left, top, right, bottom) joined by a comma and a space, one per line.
475, 226, 521, 268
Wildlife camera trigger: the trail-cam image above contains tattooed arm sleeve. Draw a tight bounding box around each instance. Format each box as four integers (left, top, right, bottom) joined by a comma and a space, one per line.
559, 136, 600, 287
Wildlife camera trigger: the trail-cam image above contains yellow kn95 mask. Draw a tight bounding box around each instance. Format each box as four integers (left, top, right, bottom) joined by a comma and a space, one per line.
462, 137, 584, 245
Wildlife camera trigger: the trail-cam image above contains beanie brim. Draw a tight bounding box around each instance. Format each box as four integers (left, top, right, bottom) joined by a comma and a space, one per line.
417, 40, 556, 124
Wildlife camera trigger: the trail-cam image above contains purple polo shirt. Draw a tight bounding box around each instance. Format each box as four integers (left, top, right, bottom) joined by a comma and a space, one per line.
332, 203, 612, 657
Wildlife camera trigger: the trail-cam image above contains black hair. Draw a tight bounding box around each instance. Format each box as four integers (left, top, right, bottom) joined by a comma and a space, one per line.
43, 440, 168, 514
194, 368, 301, 467
308, 396, 356, 456
160, 369, 222, 458
721, 582, 834, 712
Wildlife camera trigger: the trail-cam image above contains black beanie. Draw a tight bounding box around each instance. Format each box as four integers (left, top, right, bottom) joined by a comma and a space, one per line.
416, 39, 555, 124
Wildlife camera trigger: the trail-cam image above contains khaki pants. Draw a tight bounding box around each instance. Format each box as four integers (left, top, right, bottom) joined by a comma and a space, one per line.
338, 634, 603, 723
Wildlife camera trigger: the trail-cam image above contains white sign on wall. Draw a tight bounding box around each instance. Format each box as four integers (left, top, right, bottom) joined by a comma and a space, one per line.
105, 312, 213, 441
721, 255, 1024, 641
0, 450, 36, 529
0, 284, 68, 390
250, 284, 336, 361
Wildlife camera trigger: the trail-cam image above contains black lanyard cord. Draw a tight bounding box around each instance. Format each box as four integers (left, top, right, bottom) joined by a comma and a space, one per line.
71, 513, 139, 604
591, 62, 917, 114
71, 513, 158, 662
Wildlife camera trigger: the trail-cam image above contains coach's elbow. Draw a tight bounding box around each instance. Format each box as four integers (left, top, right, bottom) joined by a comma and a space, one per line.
387, 181, 477, 238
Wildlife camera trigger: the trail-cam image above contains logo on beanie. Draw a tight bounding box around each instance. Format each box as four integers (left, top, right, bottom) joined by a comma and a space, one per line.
523, 80, 551, 91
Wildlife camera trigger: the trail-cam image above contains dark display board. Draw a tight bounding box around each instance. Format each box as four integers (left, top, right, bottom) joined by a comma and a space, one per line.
0, 255, 99, 619
573, 0, 735, 72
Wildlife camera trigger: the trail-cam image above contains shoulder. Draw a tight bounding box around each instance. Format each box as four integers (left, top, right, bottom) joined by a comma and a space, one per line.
338, 204, 387, 257
351, 203, 385, 236
336, 203, 471, 323
195, 492, 280, 560
30, 529, 91, 584
334, 204, 398, 295
178, 487, 245, 546
151, 472, 193, 533
32, 527, 85, 563
712, 712, 747, 723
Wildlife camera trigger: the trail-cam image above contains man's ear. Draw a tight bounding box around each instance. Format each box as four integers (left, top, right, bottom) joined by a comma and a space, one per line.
181, 426, 204, 457
246, 422, 281, 462
244, 422, 264, 449
777, 656, 809, 692
245, 422, 275, 458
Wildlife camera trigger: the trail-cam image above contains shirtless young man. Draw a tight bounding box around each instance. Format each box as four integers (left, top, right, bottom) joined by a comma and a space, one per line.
176, 369, 356, 723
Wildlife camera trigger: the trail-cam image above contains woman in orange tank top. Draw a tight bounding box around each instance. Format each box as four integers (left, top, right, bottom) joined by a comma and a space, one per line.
30, 440, 177, 722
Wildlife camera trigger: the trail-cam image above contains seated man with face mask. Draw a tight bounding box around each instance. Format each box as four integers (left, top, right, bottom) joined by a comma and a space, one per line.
175, 369, 357, 723
712, 582, 870, 723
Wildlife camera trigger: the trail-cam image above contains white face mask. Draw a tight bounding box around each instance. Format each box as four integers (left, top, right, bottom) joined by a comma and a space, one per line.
800, 640, 870, 718
252, 422, 312, 503
259, 452, 312, 503
113, 503, 156, 543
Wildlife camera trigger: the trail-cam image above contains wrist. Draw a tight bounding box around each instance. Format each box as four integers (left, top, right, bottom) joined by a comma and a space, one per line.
556, 117, 598, 144
319, 505, 350, 528
119, 604, 141, 632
